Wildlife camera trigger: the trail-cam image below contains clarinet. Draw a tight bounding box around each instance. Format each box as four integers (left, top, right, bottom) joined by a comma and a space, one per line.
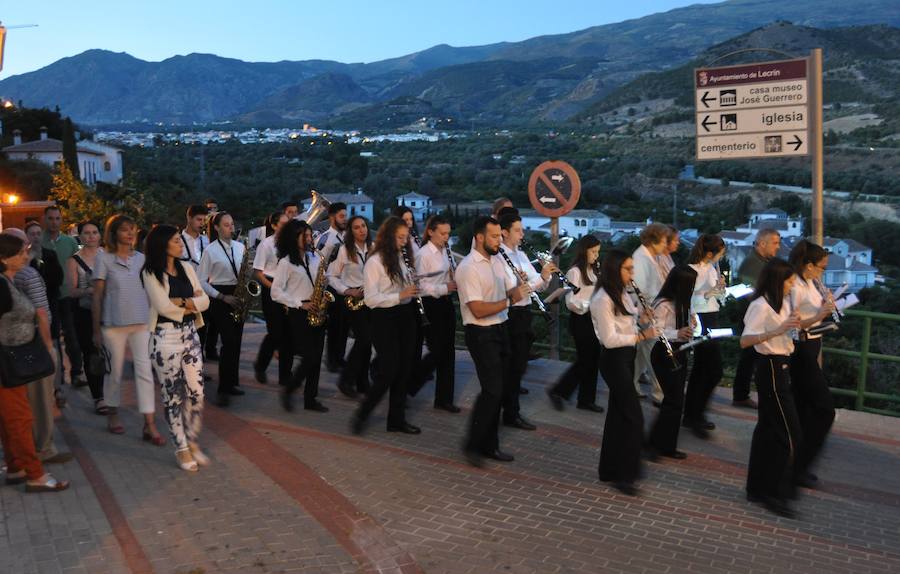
444, 243, 457, 277
813, 278, 841, 325
520, 239, 580, 294
402, 244, 429, 326
631, 281, 680, 370
499, 248, 552, 323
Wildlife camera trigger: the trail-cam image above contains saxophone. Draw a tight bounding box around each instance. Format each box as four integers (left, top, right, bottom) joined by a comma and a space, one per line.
307, 247, 335, 327
230, 244, 261, 323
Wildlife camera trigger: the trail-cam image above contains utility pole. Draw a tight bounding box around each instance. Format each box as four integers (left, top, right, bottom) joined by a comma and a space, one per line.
809, 48, 825, 244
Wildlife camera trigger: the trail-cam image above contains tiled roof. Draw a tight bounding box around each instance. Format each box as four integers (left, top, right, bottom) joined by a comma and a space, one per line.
2, 138, 104, 156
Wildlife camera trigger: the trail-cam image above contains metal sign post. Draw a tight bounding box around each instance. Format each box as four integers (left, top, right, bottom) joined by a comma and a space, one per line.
809, 49, 824, 245
528, 161, 581, 360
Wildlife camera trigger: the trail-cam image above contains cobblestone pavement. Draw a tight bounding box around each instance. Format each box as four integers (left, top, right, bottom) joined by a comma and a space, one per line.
2, 324, 899, 574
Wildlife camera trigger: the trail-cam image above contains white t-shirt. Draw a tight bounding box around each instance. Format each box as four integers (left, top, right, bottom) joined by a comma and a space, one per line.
742, 296, 794, 355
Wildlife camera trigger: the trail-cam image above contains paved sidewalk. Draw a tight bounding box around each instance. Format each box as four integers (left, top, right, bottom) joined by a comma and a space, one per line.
2, 324, 899, 574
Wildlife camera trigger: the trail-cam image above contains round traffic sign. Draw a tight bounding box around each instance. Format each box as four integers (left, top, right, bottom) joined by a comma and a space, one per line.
527, 161, 581, 218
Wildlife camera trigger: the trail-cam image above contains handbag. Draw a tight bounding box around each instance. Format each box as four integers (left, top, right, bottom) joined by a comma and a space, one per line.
88, 345, 112, 377
0, 334, 56, 388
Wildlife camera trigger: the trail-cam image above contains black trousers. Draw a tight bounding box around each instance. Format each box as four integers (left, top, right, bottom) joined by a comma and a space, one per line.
551, 312, 600, 406
597, 346, 643, 484
790, 339, 835, 476
208, 285, 244, 396
648, 342, 686, 453
503, 307, 532, 422
357, 303, 417, 428
59, 297, 83, 379
683, 312, 724, 422
283, 308, 325, 406
414, 296, 456, 406
733, 346, 757, 401
255, 284, 281, 372
340, 306, 372, 393
73, 306, 103, 401
747, 355, 803, 501
326, 291, 350, 366
204, 310, 219, 355
464, 323, 511, 455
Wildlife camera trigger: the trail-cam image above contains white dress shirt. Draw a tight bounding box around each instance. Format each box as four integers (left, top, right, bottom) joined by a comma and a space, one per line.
198, 238, 245, 299
180, 231, 209, 269
689, 261, 721, 314
252, 235, 279, 279
652, 300, 690, 342
417, 241, 453, 298
591, 287, 640, 349
247, 225, 267, 249
742, 296, 795, 355
363, 252, 412, 309
791, 278, 824, 339
564, 266, 596, 315
632, 244, 666, 300
456, 249, 509, 327
271, 253, 319, 309
329, 242, 368, 294
499, 244, 546, 308
314, 226, 344, 266
659, 253, 676, 276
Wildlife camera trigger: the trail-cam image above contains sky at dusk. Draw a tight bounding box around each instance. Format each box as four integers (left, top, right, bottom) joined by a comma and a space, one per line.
1, 0, 723, 77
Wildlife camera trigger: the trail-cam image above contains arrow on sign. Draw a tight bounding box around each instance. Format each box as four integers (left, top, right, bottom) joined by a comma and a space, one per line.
550, 174, 565, 182
700, 91, 715, 108
789, 134, 803, 151
701, 115, 716, 132
539, 196, 558, 204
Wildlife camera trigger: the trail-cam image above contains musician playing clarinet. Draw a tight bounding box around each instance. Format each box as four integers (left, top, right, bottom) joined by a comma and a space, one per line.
352, 216, 421, 436
787, 240, 837, 491
498, 212, 555, 431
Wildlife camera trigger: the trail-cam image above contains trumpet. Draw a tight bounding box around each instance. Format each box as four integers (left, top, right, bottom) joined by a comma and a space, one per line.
631, 281, 680, 371
499, 248, 552, 323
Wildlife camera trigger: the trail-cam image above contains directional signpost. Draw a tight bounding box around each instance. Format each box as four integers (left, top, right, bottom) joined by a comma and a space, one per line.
695, 51, 825, 242
528, 160, 581, 359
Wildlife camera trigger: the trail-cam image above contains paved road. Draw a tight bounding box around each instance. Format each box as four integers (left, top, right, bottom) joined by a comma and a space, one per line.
2, 324, 899, 574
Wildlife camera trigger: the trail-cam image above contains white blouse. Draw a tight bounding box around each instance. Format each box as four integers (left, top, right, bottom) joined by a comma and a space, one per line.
564, 266, 596, 315
689, 261, 721, 314
742, 296, 795, 355
417, 241, 453, 298
791, 278, 825, 339
652, 299, 690, 343
328, 243, 368, 295
198, 239, 245, 299
271, 253, 319, 309
591, 287, 640, 349
252, 235, 279, 279
363, 252, 412, 309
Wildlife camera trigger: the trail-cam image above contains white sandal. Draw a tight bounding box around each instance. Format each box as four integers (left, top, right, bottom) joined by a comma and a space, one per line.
175, 450, 198, 472
188, 443, 210, 467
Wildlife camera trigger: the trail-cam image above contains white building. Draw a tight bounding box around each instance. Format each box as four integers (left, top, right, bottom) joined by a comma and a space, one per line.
2, 128, 124, 185
736, 208, 804, 238
301, 189, 374, 222
397, 192, 432, 223
519, 209, 612, 238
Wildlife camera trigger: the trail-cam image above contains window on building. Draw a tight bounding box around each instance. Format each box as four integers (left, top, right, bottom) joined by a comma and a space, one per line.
351, 206, 356, 215
574, 220, 580, 227
104, 161, 111, 172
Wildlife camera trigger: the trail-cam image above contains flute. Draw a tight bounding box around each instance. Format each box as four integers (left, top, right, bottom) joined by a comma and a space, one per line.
631, 281, 680, 370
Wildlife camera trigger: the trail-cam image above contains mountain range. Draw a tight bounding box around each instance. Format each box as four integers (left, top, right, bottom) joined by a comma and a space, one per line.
1, 0, 898, 128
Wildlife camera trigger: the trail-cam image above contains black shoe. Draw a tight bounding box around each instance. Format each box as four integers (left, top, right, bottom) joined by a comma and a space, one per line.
547, 389, 565, 411
576, 403, 605, 413
612, 481, 640, 496
227, 388, 245, 396
463, 447, 484, 467
387, 422, 421, 434
434, 403, 461, 413
683, 419, 711, 439
254, 368, 268, 385
351, 414, 367, 436
659, 450, 688, 460
700, 419, 716, 430
280, 391, 294, 412
519, 387, 529, 395
337, 382, 358, 398
482, 449, 514, 462
795, 471, 819, 489
763, 497, 796, 519
503, 416, 536, 431
304, 401, 329, 413
216, 393, 231, 407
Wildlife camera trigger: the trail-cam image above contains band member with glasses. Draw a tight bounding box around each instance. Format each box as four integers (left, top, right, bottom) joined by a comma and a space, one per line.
592, 249, 659, 496
787, 240, 836, 490
352, 216, 421, 436
742, 258, 802, 518
198, 212, 246, 407
273, 220, 328, 413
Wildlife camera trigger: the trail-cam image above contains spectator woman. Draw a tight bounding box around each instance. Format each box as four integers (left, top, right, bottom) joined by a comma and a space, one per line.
0, 234, 69, 492
67, 221, 107, 414
92, 215, 163, 445
142, 225, 211, 471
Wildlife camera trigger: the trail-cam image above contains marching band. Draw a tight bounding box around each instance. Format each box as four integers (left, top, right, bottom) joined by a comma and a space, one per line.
26, 189, 849, 519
